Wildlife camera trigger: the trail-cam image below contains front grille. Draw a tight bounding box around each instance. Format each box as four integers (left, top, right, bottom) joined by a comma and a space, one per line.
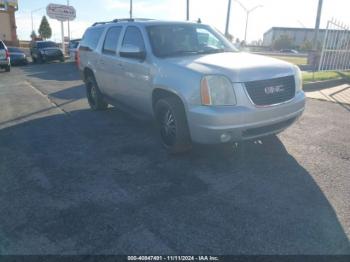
242, 117, 296, 138
245, 76, 296, 106
46, 50, 60, 56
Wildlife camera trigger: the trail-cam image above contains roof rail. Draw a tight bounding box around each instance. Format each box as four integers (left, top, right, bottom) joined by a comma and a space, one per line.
92, 18, 154, 26
92, 21, 112, 27
112, 18, 134, 23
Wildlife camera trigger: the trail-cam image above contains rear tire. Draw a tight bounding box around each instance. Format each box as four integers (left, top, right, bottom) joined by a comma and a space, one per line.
155, 97, 192, 154
60, 56, 65, 63
86, 74, 108, 111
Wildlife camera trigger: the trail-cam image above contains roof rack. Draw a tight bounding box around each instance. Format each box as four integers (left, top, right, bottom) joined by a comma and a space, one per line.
92, 18, 154, 27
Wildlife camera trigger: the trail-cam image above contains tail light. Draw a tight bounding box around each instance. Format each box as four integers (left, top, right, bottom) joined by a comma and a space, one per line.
5, 49, 10, 60
76, 49, 80, 68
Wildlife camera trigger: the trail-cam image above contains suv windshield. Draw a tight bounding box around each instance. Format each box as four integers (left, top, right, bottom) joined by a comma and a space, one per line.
8, 47, 22, 53
146, 24, 237, 58
37, 42, 57, 49
69, 41, 80, 49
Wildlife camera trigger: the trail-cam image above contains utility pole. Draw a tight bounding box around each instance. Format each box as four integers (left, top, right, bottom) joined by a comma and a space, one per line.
67, 0, 70, 40
186, 0, 189, 21
225, 0, 232, 37
61, 20, 65, 55
313, 0, 323, 50
130, 0, 133, 19
31, 7, 45, 33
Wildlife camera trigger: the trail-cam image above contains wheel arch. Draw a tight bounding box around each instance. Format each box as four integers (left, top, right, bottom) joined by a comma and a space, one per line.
152, 88, 188, 116
83, 67, 94, 82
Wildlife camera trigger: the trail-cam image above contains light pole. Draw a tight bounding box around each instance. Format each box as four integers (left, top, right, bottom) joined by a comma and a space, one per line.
67, 0, 70, 40
186, 0, 190, 21
130, 0, 133, 19
235, 0, 263, 42
225, 0, 232, 37
31, 7, 45, 33
313, 0, 323, 50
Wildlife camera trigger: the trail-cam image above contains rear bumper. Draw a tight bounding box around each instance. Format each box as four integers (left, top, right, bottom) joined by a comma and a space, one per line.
0, 59, 10, 67
187, 91, 306, 144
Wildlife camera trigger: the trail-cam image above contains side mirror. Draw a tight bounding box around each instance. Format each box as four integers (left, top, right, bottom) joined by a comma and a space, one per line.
120, 44, 146, 60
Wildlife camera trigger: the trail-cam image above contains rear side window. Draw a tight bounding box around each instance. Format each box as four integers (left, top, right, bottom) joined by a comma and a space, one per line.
0, 41, 4, 49
103, 26, 122, 55
122, 26, 145, 50
80, 27, 104, 51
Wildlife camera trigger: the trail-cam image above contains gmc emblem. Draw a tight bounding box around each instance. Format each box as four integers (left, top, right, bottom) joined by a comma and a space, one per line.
264, 85, 285, 95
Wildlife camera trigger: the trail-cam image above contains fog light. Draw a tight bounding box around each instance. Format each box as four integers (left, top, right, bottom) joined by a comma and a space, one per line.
220, 133, 232, 143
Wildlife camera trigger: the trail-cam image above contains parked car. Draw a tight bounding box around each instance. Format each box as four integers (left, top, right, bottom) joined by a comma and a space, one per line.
0, 40, 11, 72
30, 41, 64, 63
68, 39, 81, 61
280, 49, 299, 54
78, 19, 305, 153
8, 47, 28, 66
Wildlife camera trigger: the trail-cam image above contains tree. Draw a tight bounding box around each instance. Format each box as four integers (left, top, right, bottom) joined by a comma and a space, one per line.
300, 40, 313, 52
38, 16, 52, 40
30, 30, 37, 40
272, 35, 293, 50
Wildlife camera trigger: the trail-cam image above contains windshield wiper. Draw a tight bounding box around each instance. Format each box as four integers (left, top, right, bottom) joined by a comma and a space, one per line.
163, 50, 200, 57
197, 48, 233, 54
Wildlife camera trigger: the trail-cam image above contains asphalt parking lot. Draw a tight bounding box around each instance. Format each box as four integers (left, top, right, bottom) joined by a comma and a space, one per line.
0, 62, 349, 255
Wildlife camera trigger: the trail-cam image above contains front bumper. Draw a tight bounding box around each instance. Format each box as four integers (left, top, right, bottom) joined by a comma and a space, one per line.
187, 91, 306, 144
42, 53, 63, 61
11, 58, 27, 65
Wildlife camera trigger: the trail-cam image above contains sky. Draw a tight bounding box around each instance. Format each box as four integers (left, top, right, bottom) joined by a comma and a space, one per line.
15, 0, 350, 43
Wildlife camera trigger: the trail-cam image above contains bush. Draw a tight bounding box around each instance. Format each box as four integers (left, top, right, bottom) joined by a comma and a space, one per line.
273, 35, 293, 50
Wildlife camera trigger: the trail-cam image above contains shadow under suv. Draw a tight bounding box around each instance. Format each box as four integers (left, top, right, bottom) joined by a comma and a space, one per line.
78, 19, 305, 153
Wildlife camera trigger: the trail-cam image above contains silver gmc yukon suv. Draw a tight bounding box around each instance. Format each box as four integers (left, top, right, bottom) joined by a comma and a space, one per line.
78, 19, 305, 153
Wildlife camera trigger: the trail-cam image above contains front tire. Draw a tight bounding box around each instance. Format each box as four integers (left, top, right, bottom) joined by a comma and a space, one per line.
155, 97, 192, 154
37, 55, 43, 64
86, 74, 108, 111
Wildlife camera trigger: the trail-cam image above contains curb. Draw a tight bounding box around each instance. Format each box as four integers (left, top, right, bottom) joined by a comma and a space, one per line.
303, 78, 349, 92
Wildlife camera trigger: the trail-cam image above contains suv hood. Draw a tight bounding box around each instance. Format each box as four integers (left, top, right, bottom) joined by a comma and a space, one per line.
165, 52, 295, 83
40, 47, 61, 51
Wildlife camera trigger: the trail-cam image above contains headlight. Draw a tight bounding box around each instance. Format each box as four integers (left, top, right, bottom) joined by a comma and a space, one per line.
200, 75, 236, 106
293, 66, 303, 93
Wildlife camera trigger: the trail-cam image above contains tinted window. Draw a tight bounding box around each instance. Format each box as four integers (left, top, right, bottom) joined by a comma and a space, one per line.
69, 41, 80, 49
122, 26, 145, 50
103, 27, 122, 54
80, 27, 104, 50
37, 42, 57, 49
8, 47, 22, 53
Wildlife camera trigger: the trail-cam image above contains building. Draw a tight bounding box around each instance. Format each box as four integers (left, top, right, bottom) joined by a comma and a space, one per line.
263, 27, 350, 49
0, 0, 19, 46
